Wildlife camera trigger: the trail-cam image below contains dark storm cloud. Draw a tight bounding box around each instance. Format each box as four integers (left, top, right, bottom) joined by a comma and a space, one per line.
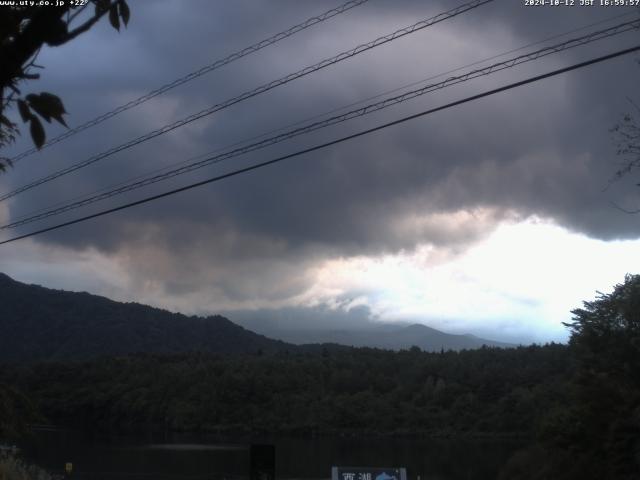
1, 0, 639, 303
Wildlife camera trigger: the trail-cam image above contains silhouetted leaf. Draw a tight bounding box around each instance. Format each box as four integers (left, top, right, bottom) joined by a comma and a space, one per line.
0, 115, 14, 130
94, 0, 110, 15
119, 0, 130, 27
42, 92, 66, 113
17, 100, 31, 123
43, 18, 69, 46
8, 82, 21, 95
26, 94, 51, 123
0, 157, 13, 171
109, 4, 120, 31
29, 116, 45, 149
25, 92, 68, 127
52, 113, 68, 128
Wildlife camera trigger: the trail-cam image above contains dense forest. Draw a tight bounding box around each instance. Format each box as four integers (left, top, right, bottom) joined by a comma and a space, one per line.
0, 344, 572, 437
1, 274, 639, 479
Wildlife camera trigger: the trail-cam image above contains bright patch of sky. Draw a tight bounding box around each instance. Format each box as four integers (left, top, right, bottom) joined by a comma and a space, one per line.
2, 216, 639, 344
306, 217, 640, 343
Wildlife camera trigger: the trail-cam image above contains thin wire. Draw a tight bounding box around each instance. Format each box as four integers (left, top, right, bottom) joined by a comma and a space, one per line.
6, 150, 226, 224
1, 44, 638, 246
9, 9, 635, 225
8, 0, 371, 163
0, 0, 494, 203
4, 18, 638, 230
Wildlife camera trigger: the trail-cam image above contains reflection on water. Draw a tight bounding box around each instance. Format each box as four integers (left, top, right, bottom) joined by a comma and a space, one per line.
22, 429, 523, 480
145, 444, 248, 451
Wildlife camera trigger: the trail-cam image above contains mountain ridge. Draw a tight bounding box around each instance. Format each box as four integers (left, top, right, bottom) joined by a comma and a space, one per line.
0, 273, 512, 363
230, 317, 515, 351
0, 273, 295, 362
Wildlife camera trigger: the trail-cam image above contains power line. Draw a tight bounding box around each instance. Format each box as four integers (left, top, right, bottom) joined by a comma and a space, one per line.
4, 18, 638, 230
1, 44, 638, 247
308, 10, 639, 121
10, 9, 634, 227
0, 0, 494, 203
8, 0, 371, 164
5, 149, 225, 226
6, 18, 637, 228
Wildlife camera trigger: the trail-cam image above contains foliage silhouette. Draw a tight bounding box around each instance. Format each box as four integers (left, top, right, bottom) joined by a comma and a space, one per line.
0, 0, 130, 170
609, 59, 640, 211
1, 275, 639, 479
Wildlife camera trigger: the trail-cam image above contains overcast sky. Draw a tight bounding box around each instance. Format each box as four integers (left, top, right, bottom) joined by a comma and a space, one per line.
1, 0, 639, 344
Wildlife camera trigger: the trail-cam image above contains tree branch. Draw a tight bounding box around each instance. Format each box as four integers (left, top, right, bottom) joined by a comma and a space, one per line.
0, 7, 70, 89
68, 3, 89, 24
58, 2, 117, 44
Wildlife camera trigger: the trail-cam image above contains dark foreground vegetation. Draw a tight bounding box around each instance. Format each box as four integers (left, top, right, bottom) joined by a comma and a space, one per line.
1, 275, 639, 479
1, 344, 571, 436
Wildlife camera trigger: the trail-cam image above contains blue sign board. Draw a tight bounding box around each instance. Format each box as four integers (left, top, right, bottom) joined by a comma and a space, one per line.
332, 467, 407, 480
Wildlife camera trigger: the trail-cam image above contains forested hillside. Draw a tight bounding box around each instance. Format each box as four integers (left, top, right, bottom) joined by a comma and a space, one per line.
1, 274, 638, 478
0, 344, 571, 436
0, 273, 292, 361
233, 320, 514, 351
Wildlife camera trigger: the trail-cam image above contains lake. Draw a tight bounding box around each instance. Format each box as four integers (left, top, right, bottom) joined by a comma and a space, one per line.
22, 429, 524, 480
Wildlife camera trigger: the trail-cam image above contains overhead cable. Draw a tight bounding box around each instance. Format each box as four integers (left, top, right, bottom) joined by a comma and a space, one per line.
8, 0, 372, 163
3, 18, 638, 230
1, 44, 638, 246
0, 0, 494, 202
12, 8, 631, 226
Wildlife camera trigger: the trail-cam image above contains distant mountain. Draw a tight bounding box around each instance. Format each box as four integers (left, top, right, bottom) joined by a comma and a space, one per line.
0, 273, 295, 363
231, 320, 514, 351
0, 272, 510, 363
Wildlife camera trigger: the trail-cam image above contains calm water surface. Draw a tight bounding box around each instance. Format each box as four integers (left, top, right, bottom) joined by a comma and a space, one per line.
22, 430, 523, 480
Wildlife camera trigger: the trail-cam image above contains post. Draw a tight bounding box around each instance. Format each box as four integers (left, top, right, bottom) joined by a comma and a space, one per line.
250, 444, 275, 480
